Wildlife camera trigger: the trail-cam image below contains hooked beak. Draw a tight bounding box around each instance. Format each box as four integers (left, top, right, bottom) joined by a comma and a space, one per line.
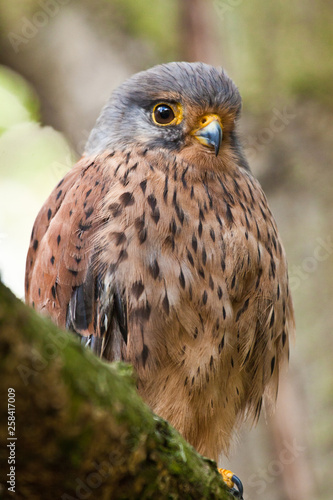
193, 115, 223, 156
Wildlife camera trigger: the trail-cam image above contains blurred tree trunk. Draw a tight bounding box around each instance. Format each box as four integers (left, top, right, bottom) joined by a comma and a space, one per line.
269, 376, 316, 500
0, 283, 233, 500
179, 0, 220, 64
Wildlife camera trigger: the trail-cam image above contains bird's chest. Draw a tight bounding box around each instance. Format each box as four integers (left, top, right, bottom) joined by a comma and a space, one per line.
152, 174, 255, 323
100, 166, 260, 376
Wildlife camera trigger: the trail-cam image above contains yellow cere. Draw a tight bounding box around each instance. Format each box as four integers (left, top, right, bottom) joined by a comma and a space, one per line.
192, 113, 223, 135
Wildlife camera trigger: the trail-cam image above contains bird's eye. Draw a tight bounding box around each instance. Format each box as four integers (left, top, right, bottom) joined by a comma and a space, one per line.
153, 104, 176, 125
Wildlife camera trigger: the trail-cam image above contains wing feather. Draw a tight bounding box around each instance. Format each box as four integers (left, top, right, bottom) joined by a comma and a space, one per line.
25, 153, 128, 361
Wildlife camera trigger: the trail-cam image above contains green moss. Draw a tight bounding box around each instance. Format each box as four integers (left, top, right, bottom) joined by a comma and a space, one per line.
0, 283, 233, 499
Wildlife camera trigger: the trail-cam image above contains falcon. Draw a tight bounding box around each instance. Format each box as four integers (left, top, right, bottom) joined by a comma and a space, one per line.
25, 62, 295, 494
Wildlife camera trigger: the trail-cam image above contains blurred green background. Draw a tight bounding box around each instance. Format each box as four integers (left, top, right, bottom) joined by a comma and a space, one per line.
0, 1, 332, 499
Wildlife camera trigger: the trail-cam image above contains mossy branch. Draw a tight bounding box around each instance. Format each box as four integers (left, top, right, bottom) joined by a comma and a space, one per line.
0, 282, 233, 499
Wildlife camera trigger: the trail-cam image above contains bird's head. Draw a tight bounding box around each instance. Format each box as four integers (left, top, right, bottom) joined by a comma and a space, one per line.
85, 62, 248, 171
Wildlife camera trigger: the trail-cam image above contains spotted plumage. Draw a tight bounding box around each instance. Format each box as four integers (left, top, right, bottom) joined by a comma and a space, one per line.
25, 62, 295, 462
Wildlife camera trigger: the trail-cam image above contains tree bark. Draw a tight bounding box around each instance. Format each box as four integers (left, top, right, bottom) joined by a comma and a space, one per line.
179, 0, 220, 64
0, 282, 233, 500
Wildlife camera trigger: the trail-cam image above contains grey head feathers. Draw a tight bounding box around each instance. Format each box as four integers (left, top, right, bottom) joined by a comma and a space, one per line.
85, 62, 242, 157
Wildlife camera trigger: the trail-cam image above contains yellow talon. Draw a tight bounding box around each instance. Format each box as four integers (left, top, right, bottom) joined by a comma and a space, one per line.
218, 468, 244, 499
218, 468, 235, 489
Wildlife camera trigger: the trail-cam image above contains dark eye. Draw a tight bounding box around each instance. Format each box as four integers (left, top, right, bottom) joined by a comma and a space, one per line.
153, 104, 175, 125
